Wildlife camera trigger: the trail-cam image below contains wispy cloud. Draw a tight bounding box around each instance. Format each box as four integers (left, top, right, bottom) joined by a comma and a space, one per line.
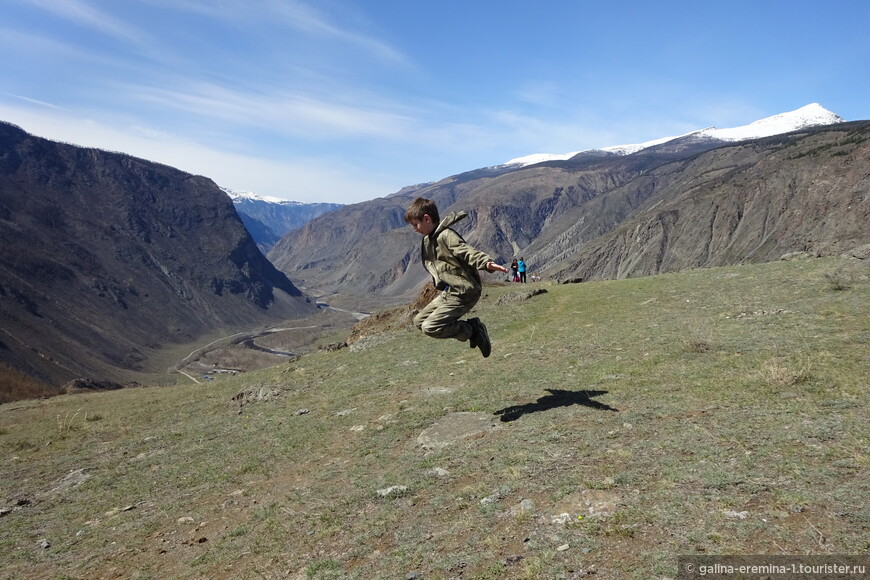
511, 81, 567, 109
124, 80, 417, 140
5, 94, 63, 110
267, 0, 407, 64
17, 0, 147, 44
142, 0, 408, 64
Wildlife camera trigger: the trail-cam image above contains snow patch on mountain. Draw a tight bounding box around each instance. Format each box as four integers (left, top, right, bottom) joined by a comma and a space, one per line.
221, 187, 303, 206
599, 133, 692, 156
502, 151, 584, 166
504, 103, 845, 168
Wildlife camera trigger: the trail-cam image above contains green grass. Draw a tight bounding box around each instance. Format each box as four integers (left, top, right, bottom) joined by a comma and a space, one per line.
0, 257, 867, 579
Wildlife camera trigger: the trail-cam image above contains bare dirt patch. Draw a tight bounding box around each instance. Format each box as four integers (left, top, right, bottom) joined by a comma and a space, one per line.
416, 412, 501, 450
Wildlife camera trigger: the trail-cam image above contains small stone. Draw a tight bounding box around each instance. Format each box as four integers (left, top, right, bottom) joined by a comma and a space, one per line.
38, 538, 50, 549
510, 499, 535, 517
557, 543, 570, 552
480, 493, 501, 506
376, 485, 408, 498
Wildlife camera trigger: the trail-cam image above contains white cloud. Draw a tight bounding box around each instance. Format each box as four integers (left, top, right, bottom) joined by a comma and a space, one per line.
0, 103, 394, 203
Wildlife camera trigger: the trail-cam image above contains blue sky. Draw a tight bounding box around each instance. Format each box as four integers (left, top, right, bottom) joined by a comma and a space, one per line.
2, 0, 868, 204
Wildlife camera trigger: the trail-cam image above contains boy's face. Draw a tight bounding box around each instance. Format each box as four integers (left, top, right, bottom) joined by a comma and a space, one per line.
409, 214, 436, 236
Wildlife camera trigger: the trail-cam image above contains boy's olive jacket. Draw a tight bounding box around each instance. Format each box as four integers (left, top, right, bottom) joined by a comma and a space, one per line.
421, 211, 493, 296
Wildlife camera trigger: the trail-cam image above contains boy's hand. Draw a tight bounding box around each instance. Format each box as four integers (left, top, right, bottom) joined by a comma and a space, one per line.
486, 262, 510, 273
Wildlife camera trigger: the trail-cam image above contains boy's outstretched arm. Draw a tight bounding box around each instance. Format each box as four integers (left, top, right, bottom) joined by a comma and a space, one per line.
486, 262, 510, 274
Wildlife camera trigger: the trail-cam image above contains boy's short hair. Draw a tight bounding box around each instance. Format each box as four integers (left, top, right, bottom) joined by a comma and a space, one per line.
404, 197, 440, 224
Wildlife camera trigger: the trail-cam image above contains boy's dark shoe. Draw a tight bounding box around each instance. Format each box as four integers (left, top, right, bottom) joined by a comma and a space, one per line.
468, 317, 491, 358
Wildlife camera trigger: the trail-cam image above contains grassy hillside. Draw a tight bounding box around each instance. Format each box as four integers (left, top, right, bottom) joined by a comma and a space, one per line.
1, 257, 867, 579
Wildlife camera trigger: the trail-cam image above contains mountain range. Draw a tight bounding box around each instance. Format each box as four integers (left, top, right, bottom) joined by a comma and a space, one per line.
266, 104, 869, 303
224, 189, 342, 253
2, 103, 868, 393
0, 121, 316, 389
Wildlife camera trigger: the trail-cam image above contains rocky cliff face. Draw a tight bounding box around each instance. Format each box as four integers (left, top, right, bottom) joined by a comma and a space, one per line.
546, 123, 870, 281
0, 122, 316, 386
268, 122, 870, 299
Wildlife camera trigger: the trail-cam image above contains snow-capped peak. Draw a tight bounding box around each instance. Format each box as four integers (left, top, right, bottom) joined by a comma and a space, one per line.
697, 103, 844, 142
221, 187, 301, 205
504, 103, 845, 167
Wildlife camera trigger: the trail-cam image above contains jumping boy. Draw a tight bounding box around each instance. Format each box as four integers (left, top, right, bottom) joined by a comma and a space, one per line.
404, 197, 509, 358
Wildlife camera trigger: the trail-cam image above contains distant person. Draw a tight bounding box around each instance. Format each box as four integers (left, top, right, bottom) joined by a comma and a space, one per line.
531, 272, 541, 282
405, 197, 509, 358
517, 257, 527, 283
511, 258, 519, 282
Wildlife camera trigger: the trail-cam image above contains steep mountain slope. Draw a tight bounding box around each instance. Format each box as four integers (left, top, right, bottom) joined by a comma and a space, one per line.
0, 122, 317, 387
269, 196, 423, 299
268, 108, 867, 301
224, 189, 342, 253
548, 123, 870, 281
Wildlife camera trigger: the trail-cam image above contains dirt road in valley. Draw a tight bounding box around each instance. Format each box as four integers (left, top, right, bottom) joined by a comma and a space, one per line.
173, 307, 368, 383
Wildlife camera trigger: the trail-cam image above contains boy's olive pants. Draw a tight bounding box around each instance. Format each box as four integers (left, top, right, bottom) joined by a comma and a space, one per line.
413, 290, 480, 342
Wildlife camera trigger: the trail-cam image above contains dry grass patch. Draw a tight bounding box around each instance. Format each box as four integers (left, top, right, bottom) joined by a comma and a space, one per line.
0, 364, 56, 404
758, 353, 814, 387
